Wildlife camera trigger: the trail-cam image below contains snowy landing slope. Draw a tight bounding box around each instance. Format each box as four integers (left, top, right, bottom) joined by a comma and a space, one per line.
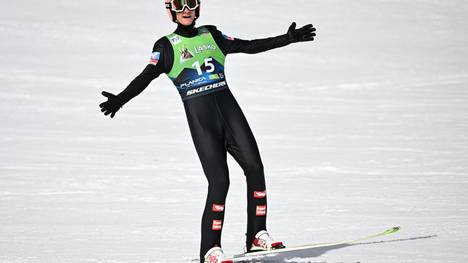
1, 0, 468, 262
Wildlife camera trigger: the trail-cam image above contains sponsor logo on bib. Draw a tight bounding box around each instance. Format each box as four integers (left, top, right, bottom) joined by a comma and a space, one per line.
170, 35, 181, 44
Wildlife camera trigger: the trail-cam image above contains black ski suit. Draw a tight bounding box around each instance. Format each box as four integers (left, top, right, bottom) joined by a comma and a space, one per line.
110, 23, 293, 260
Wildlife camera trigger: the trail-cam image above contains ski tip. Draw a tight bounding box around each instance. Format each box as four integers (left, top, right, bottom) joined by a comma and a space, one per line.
385, 226, 401, 234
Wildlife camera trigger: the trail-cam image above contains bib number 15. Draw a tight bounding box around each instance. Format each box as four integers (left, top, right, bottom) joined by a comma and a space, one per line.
192, 58, 215, 76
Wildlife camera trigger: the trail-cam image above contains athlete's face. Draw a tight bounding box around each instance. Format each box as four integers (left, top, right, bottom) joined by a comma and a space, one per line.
176, 7, 196, 26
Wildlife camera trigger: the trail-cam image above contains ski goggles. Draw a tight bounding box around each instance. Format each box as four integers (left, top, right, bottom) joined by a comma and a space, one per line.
167, 0, 199, 12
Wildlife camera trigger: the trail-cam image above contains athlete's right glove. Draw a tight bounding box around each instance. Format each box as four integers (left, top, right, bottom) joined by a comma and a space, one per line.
287, 22, 316, 43
99, 91, 124, 118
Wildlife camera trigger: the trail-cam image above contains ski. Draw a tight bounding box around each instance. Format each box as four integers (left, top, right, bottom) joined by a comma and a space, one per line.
232, 226, 401, 260
192, 226, 401, 262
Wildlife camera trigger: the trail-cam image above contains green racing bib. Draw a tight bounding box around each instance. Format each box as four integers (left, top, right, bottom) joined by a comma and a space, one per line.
166, 26, 227, 100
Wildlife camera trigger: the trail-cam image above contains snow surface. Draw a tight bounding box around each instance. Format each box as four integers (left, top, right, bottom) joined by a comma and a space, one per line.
1, 0, 468, 262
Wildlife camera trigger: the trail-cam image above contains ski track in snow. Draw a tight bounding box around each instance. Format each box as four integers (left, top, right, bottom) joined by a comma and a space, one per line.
1, 0, 468, 262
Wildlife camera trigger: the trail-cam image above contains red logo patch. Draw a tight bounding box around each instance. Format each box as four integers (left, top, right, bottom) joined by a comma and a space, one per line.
212, 204, 225, 212
253, 191, 266, 199
256, 205, 267, 216
212, 220, 222, 230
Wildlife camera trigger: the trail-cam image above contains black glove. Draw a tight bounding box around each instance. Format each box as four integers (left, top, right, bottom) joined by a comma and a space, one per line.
287, 22, 316, 43
99, 91, 124, 118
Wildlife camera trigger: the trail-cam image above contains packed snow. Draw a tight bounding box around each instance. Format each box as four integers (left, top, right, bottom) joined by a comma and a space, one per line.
1, 0, 468, 262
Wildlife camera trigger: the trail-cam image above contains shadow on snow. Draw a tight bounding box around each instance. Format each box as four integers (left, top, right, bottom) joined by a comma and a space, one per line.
234, 235, 437, 263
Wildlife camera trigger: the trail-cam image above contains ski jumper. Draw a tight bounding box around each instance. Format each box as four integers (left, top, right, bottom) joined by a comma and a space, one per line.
115, 23, 292, 261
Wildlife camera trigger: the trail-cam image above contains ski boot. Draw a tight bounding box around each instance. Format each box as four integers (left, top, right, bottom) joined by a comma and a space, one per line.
248, 230, 285, 252
204, 246, 233, 263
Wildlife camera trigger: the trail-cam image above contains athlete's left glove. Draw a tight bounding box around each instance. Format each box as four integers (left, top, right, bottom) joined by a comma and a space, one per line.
100, 91, 124, 118
287, 22, 316, 43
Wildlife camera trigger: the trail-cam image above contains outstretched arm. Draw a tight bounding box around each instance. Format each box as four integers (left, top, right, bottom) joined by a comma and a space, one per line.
210, 23, 316, 55
100, 64, 163, 118
100, 39, 171, 118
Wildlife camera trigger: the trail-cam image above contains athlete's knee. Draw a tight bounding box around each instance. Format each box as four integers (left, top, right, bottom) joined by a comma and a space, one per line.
208, 176, 230, 195
243, 160, 264, 176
